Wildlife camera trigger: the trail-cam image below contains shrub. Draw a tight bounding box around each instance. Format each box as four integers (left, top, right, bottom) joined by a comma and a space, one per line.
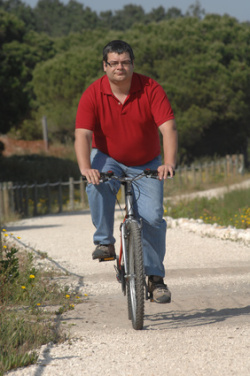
0, 154, 80, 183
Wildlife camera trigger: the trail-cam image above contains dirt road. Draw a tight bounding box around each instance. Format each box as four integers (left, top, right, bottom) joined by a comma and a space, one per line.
6, 210, 250, 376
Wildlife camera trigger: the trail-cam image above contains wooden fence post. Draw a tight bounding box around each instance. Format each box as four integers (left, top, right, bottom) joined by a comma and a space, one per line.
33, 184, 38, 216
20, 186, 24, 215
226, 155, 233, 175
239, 154, 244, 175
8, 182, 15, 215
235, 155, 239, 175
42, 116, 49, 152
80, 178, 88, 208
199, 163, 202, 183
3, 182, 9, 218
184, 166, 188, 185
69, 177, 74, 211
224, 158, 227, 179
211, 161, 215, 178
203, 163, 207, 182
178, 167, 182, 186
24, 185, 29, 217
0, 183, 3, 220
14, 186, 19, 214
46, 183, 51, 214
58, 181, 63, 213
192, 165, 196, 186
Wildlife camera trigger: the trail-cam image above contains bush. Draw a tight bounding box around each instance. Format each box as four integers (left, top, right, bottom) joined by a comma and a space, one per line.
0, 236, 84, 374
0, 154, 80, 183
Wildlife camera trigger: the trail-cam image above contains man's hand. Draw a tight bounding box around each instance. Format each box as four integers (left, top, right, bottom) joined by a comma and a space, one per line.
157, 164, 175, 180
82, 168, 100, 185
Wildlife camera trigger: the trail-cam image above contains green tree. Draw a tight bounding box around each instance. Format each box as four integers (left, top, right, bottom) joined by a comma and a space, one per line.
31, 46, 103, 140
65, 0, 99, 32
186, 0, 205, 19
165, 7, 183, 20
146, 6, 166, 23
99, 10, 113, 29
0, 11, 27, 134
0, 10, 55, 134
1, 2, 249, 163
129, 16, 250, 162
0, 0, 36, 30
33, 0, 99, 36
111, 4, 145, 30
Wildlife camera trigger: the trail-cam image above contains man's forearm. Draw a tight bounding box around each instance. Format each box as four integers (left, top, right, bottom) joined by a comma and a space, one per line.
160, 120, 178, 168
163, 130, 178, 167
74, 129, 92, 174
74, 129, 101, 184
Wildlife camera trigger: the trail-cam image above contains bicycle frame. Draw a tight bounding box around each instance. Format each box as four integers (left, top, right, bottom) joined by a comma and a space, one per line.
119, 179, 142, 285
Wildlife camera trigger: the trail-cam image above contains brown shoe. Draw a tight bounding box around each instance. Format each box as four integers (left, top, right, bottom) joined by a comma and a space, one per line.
92, 244, 116, 260
148, 275, 171, 303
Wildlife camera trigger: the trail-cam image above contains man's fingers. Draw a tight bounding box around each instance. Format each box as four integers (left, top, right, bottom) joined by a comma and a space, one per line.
83, 169, 100, 185
157, 165, 175, 180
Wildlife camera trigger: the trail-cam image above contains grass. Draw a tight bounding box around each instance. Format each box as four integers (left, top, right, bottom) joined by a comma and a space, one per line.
165, 188, 250, 229
164, 171, 250, 198
0, 232, 86, 376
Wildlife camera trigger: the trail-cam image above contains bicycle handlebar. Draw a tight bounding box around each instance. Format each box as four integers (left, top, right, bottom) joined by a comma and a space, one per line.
82, 169, 175, 183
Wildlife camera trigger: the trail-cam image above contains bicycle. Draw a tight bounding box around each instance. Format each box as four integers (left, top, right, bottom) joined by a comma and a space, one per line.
83, 169, 173, 330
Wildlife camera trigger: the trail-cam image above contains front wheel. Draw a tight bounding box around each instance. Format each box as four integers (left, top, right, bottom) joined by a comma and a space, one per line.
126, 221, 145, 330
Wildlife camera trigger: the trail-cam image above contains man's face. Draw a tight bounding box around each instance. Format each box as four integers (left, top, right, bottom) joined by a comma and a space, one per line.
103, 52, 134, 84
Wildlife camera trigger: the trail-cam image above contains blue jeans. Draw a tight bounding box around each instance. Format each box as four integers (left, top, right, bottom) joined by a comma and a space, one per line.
86, 149, 167, 277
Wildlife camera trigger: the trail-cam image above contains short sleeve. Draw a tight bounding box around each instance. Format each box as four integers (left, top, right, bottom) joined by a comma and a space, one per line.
75, 86, 97, 130
149, 81, 175, 126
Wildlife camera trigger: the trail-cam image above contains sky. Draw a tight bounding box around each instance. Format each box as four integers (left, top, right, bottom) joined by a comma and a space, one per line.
23, 0, 250, 23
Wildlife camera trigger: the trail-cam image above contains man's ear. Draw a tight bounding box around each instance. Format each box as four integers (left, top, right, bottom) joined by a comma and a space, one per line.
103, 61, 107, 72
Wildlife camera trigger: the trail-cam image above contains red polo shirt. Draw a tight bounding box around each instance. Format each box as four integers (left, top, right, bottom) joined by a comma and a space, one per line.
75, 73, 174, 166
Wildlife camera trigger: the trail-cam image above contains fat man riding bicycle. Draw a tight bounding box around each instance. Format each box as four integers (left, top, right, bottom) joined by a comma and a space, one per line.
74, 40, 178, 304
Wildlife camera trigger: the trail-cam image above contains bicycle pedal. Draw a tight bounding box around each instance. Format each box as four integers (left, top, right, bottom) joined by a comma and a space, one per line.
99, 256, 116, 262
149, 292, 154, 302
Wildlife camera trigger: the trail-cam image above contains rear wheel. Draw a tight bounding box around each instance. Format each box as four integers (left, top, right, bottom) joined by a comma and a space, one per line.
126, 221, 144, 330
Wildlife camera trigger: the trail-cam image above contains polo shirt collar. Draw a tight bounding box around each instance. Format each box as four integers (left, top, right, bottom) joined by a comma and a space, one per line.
100, 73, 143, 95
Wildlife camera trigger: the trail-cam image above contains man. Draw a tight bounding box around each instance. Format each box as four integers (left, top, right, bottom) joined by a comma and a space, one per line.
75, 40, 178, 303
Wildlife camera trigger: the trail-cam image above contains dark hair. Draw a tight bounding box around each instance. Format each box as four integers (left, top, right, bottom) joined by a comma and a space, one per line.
103, 40, 135, 63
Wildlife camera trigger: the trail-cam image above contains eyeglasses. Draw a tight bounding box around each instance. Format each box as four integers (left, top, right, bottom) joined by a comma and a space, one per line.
106, 60, 132, 68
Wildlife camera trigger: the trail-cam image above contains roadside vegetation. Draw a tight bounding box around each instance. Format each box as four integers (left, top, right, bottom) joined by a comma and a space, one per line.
0, 232, 86, 376
165, 188, 250, 229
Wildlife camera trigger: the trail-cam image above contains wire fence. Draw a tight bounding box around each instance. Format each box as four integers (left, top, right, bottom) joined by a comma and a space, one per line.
0, 154, 245, 221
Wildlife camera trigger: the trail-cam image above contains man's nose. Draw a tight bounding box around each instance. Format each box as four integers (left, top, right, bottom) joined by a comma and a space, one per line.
117, 62, 124, 68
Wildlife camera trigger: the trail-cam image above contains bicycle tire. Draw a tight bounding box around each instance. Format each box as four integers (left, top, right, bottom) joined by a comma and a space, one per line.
126, 220, 144, 330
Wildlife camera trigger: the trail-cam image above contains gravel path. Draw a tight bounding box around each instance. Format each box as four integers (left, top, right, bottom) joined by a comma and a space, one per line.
5, 206, 250, 376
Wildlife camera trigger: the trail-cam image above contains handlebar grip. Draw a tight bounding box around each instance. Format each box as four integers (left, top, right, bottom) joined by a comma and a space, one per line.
82, 170, 114, 182
144, 168, 158, 177
144, 169, 175, 177
103, 170, 114, 178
